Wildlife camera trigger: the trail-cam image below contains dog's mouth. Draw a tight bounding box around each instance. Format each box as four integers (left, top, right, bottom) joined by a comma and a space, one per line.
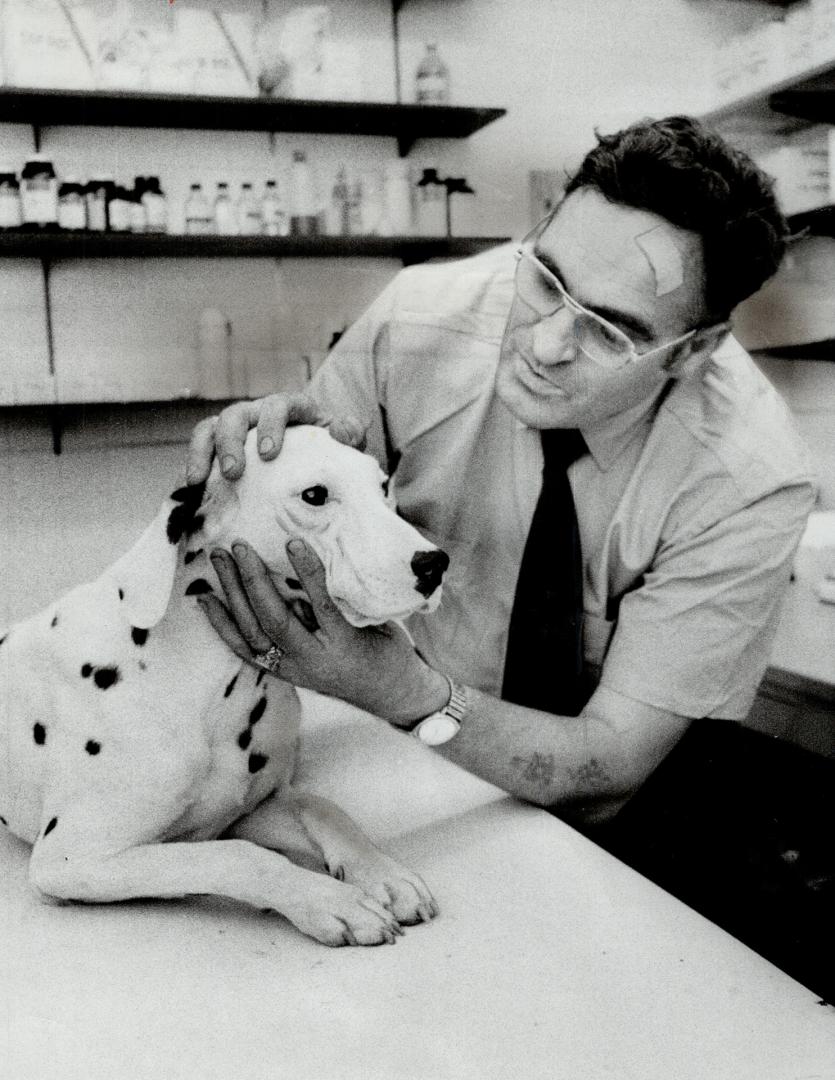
332, 593, 440, 628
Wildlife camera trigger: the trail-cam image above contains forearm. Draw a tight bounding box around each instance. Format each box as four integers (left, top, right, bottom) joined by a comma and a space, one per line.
422, 683, 691, 817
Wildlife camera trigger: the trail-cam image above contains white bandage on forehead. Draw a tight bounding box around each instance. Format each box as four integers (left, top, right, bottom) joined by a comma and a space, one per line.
635, 225, 684, 297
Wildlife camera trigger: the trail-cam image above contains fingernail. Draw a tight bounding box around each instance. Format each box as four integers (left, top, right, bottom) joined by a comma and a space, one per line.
232, 542, 248, 560
209, 549, 225, 563
287, 539, 306, 557
221, 454, 238, 476
259, 436, 275, 456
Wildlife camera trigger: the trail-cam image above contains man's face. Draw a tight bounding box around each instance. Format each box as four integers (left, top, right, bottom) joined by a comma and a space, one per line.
496, 186, 710, 429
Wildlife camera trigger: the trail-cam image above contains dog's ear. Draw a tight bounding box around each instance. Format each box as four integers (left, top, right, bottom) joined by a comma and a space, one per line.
107, 498, 185, 629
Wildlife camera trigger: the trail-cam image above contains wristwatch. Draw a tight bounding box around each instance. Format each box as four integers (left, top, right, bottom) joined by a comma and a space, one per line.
399, 679, 469, 746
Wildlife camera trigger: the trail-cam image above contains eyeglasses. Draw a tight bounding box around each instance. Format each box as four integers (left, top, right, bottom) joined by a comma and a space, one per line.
513, 245, 696, 371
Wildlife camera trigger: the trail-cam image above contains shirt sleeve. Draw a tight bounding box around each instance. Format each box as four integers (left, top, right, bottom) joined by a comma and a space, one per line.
599, 482, 816, 720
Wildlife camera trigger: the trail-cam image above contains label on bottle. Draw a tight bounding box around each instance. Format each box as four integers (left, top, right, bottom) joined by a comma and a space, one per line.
416, 76, 448, 104
109, 197, 131, 233
21, 177, 58, 226
142, 192, 167, 233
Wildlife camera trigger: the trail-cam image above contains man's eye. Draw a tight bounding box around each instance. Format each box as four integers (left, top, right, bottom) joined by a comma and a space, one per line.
301, 486, 328, 506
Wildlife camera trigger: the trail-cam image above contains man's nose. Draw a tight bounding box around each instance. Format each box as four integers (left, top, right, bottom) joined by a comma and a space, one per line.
533, 307, 578, 366
411, 549, 450, 598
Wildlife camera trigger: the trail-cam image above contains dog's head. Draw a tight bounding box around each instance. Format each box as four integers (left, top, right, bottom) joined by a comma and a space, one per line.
112, 425, 448, 630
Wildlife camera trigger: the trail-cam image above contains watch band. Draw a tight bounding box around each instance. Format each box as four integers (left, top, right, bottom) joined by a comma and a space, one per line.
399, 678, 469, 746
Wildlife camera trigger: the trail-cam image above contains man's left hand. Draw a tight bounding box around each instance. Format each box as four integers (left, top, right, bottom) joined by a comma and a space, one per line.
200, 539, 450, 724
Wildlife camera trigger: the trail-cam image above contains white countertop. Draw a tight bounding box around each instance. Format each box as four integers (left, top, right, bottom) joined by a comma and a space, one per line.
2, 697, 833, 1080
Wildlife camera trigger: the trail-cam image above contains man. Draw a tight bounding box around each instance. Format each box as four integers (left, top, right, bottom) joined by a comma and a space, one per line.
188, 116, 827, 989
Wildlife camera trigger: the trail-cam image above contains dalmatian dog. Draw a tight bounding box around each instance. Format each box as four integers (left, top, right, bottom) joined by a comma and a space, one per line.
0, 425, 450, 946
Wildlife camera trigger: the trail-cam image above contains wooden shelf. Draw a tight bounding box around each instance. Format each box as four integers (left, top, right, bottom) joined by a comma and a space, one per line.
700, 61, 835, 134
0, 231, 509, 264
0, 88, 506, 156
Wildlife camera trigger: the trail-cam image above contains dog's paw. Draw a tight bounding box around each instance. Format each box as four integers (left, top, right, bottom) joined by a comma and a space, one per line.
282, 875, 403, 947
334, 855, 438, 926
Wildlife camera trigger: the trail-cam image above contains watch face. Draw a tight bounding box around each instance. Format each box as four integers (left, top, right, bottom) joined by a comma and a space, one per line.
417, 714, 460, 746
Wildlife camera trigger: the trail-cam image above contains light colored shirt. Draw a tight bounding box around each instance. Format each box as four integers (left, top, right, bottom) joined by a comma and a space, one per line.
310, 245, 817, 721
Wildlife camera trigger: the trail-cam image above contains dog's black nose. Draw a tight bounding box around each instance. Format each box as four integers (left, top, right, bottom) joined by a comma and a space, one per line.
411, 549, 450, 598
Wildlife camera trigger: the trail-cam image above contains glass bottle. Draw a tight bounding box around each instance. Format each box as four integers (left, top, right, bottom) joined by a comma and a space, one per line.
347, 177, 363, 236
141, 175, 168, 234
237, 182, 262, 235
213, 181, 238, 235
261, 179, 289, 237
326, 166, 350, 236
0, 168, 23, 230
289, 150, 320, 237
20, 155, 59, 230
415, 43, 450, 105
184, 182, 212, 235
85, 176, 114, 232
57, 177, 87, 231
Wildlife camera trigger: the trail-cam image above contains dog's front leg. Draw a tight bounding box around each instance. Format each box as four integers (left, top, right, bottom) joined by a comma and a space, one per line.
29, 823, 401, 947
229, 790, 438, 925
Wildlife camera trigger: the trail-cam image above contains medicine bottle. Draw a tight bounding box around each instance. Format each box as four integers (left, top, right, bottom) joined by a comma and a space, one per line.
20, 155, 59, 230
0, 168, 22, 230
57, 177, 87, 231
415, 44, 450, 104
262, 179, 289, 237
108, 184, 132, 233
214, 182, 238, 235
326, 166, 350, 236
289, 150, 320, 237
380, 160, 413, 235
184, 183, 212, 235
86, 177, 114, 232
141, 176, 167, 234
237, 182, 262, 235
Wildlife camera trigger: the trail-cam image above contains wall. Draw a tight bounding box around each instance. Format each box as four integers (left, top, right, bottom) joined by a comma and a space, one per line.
2, 0, 833, 631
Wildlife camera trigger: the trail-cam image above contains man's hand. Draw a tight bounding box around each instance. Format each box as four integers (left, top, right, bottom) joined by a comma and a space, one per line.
185, 392, 366, 486
199, 538, 451, 725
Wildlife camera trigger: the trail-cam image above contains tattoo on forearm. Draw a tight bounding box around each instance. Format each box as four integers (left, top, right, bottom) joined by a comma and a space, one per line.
511, 753, 556, 789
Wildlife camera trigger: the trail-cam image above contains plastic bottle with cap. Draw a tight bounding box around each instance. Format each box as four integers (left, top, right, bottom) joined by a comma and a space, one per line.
380, 159, 413, 235
107, 183, 132, 233
416, 167, 446, 237
0, 168, 23, 230
261, 179, 289, 236
237, 182, 262, 235
213, 182, 238, 235
415, 43, 450, 104
184, 183, 212, 235
86, 177, 114, 232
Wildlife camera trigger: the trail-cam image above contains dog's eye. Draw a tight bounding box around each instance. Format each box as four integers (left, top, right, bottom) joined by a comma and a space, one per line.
300, 485, 329, 506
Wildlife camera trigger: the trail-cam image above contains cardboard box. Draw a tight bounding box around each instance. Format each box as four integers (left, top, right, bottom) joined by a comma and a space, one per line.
2, 0, 95, 90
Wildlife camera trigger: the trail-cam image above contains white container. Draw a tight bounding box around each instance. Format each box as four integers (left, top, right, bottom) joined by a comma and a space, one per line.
289, 150, 320, 236
0, 169, 23, 230
20, 155, 58, 228
380, 160, 413, 235
415, 169, 446, 237
213, 182, 239, 235
236, 183, 262, 235
184, 183, 213, 235
141, 176, 167, 233
262, 180, 289, 237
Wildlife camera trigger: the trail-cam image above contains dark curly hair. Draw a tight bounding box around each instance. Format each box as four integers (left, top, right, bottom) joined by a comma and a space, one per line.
564, 115, 788, 321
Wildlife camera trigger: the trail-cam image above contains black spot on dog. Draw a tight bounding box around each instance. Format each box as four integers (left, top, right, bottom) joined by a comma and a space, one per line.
118, 588, 124, 600
238, 729, 252, 750
248, 753, 269, 774
131, 627, 149, 646
255, 669, 266, 688
139, 660, 147, 672
0, 816, 7, 826
85, 740, 101, 755
166, 482, 206, 545
184, 548, 204, 565
224, 673, 238, 698
93, 666, 119, 690
249, 697, 267, 726
185, 578, 213, 596
44, 817, 57, 836
0, 633, 6, 646
51, 614, 58, 628
81, 663, 93, 678
286, 577, 301, 590
33, 723, 46, 746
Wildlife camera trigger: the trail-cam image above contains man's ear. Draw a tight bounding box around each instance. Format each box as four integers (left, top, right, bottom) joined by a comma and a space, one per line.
663, 321, 731, 379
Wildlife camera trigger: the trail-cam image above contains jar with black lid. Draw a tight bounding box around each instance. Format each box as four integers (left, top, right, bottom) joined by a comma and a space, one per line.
20, 155, 58, 230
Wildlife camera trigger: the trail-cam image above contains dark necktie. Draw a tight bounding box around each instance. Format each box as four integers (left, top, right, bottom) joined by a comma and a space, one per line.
501, 427, 588, 716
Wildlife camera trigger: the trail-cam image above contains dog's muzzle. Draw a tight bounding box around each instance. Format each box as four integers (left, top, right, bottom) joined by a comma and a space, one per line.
253, 644, 286, 674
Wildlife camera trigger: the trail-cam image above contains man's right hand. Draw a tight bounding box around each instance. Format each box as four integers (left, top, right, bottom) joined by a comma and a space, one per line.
185, 392, 365, 486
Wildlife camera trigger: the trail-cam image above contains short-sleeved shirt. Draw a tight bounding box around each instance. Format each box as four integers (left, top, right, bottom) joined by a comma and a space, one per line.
309, 245, 817, 720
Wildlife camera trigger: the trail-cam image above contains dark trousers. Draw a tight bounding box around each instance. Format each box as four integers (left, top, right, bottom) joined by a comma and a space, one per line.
582, 719, 835, 1002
